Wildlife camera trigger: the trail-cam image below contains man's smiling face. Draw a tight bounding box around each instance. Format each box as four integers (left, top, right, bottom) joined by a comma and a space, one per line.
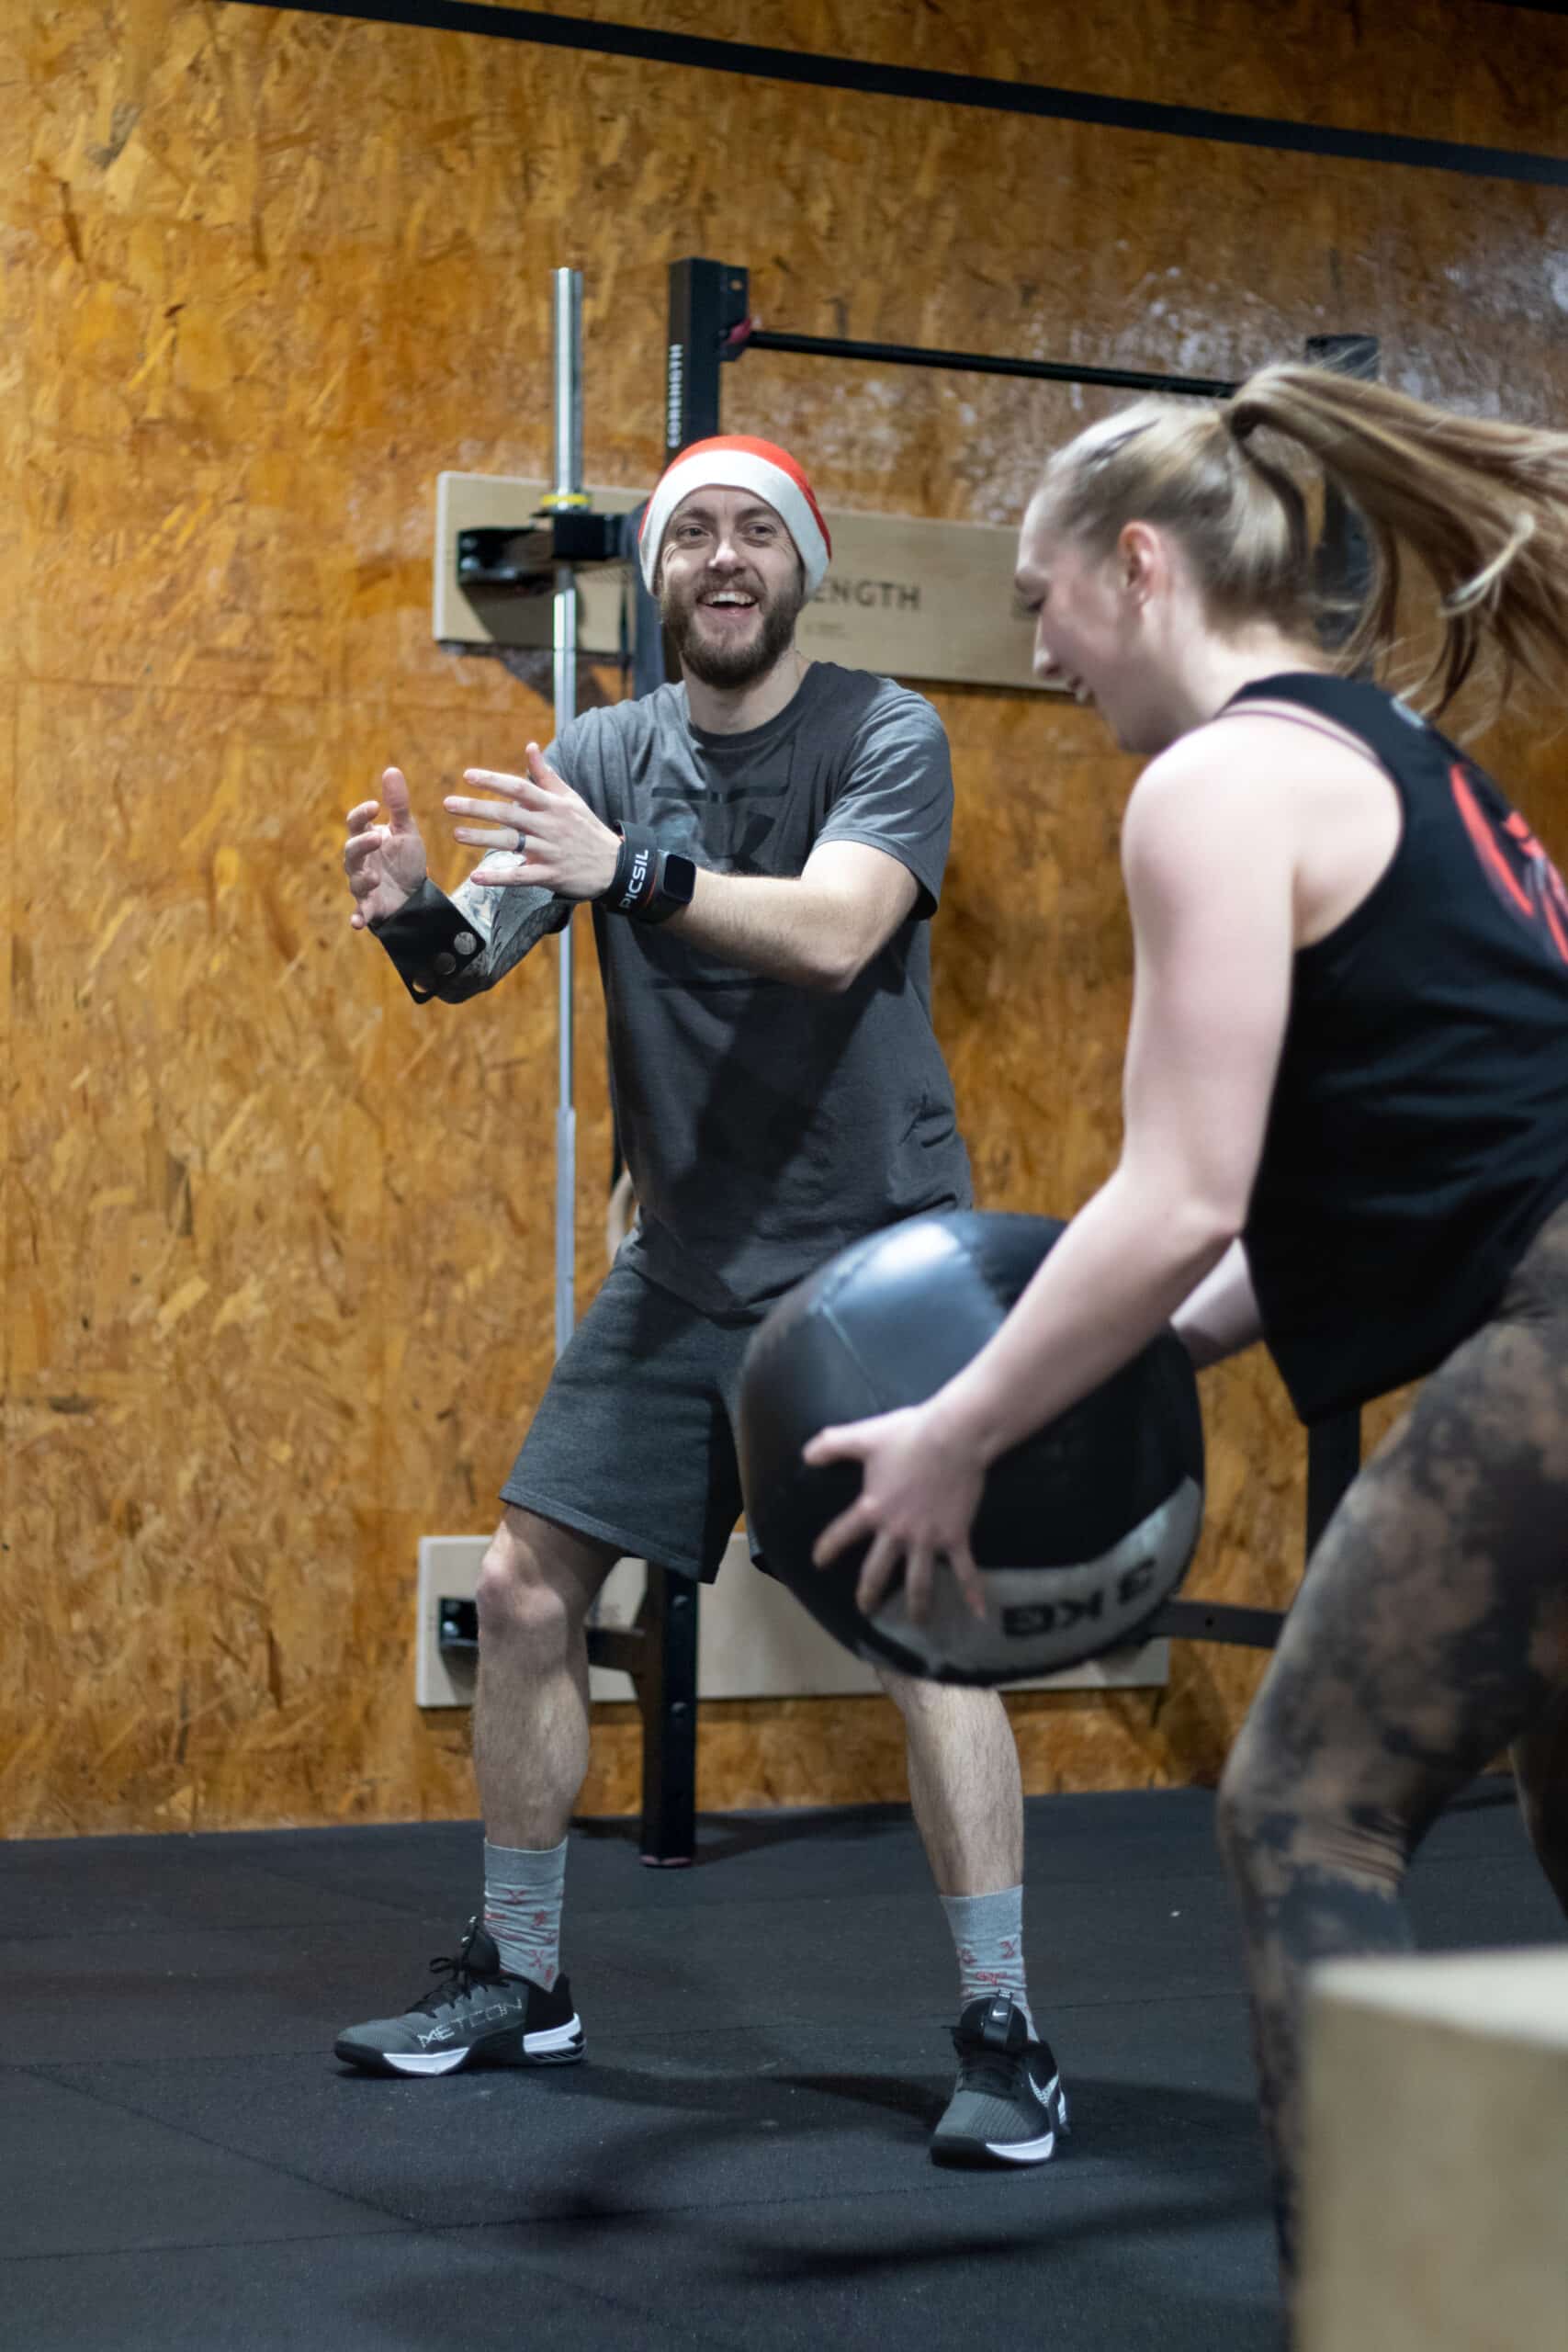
659, 486, 807, 688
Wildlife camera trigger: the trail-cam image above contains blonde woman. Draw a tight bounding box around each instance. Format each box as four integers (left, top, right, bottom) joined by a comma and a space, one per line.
810, 369, 1568, 2279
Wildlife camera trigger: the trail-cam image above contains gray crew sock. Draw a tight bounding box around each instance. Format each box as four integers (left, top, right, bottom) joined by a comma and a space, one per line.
481, 1837, 568, 1992
941, 1884, 1036, 2039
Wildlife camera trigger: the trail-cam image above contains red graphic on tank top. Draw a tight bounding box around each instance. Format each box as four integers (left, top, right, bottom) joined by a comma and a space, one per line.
1450, 764, 1568, 967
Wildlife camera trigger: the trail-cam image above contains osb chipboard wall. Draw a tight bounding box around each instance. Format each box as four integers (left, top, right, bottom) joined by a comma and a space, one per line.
6, 0, 1568, 1833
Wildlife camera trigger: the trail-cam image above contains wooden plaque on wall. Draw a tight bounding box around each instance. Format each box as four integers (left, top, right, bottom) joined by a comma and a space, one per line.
434, 473, 1050, 691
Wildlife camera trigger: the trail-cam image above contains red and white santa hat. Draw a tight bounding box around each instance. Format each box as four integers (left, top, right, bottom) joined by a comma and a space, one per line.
638, 435, 832, 596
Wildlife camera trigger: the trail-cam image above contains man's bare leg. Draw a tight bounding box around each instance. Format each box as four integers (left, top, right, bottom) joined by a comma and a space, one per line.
333, 1503, 618, 2075
877, 1668, 1065, 2163
472, 1504, 620, 1849
466, 1506, 621, 1992
875, 1669, 1023, 1894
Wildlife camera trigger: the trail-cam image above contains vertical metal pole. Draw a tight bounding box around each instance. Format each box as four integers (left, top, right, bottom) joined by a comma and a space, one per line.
552, 267, 583, 1358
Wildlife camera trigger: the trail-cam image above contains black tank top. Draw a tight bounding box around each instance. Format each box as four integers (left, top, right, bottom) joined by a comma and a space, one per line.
1228, 672, 1568, 1421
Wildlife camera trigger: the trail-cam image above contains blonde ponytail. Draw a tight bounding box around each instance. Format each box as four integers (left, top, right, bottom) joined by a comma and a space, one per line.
1041, 365, 1568, 716
1229, 363, 1568, 711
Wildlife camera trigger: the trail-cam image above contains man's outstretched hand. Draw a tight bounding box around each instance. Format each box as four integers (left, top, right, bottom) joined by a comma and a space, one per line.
444, 743, 620, 900
344, 767, 430, 929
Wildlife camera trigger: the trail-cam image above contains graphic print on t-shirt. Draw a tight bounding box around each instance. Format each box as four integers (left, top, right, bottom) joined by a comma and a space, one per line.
1450, 762, 1568, 967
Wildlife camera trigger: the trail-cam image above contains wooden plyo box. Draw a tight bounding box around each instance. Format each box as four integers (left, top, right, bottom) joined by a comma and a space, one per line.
434, 474, 1053, 692
1300, 1947, 1568, 2352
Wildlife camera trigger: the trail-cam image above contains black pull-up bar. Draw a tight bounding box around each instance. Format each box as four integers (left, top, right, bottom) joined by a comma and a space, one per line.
664, 256, 1245, 458
739, 326, 1235, 402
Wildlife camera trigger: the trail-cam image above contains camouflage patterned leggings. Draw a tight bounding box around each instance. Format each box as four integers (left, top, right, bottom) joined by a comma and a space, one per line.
1216, 1198, 1568, 2283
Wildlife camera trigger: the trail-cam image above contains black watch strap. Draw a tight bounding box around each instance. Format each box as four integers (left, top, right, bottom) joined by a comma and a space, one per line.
368, 877, 487, 1001
602, 825, 695, 925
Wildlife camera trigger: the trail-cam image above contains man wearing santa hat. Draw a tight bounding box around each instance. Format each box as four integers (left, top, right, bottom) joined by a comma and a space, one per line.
336, 438, 1067, 2171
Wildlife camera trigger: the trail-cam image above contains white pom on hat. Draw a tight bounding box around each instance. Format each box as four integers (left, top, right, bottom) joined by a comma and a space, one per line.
638, 435, 831, 595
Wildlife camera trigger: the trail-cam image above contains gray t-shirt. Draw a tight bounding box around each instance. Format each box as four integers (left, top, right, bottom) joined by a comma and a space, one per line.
438, 661, 973, 1314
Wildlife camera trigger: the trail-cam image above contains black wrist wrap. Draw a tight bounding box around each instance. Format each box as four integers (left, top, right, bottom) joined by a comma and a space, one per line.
603, 825, 682, 924
368, 877, 486, 1002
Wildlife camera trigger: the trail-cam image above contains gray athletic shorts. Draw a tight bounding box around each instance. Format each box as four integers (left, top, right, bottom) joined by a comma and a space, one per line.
500, 1257, 767, 1581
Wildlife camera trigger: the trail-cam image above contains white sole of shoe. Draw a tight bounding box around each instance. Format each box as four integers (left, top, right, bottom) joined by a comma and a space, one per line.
937, 2075, 1068, 2165
982, 2125, 1057, 2162
524, 2018, 584, 2058
370, 2014, 584, 2077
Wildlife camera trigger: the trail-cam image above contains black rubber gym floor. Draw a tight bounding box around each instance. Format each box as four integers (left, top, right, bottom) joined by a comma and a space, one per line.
2, 1779, 1561, 2350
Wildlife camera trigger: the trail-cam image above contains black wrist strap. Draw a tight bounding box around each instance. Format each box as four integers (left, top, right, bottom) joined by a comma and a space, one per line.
602, 825, 684, 924
368, 877, 486, 1001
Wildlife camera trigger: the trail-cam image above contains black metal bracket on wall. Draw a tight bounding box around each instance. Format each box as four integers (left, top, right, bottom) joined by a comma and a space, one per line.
665, 259, 753, 460
583, 1578, 699, 1866
455, 510, 629, 592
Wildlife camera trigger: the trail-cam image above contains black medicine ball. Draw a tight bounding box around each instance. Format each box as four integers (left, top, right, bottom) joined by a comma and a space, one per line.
737, 1211, 1204, 1685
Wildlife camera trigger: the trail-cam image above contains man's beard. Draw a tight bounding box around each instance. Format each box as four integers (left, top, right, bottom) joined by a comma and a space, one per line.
661, 569, 807, 689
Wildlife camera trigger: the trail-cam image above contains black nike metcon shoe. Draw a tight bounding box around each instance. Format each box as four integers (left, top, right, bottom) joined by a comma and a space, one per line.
931, 1992, 1069, 2165
333, 1918, 583, 2078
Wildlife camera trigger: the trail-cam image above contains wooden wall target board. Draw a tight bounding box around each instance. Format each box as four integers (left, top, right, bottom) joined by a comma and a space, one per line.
434, 473, 1053, 690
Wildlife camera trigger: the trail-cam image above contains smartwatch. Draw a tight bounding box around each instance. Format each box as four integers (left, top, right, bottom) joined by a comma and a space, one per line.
603, 825, 696, 925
